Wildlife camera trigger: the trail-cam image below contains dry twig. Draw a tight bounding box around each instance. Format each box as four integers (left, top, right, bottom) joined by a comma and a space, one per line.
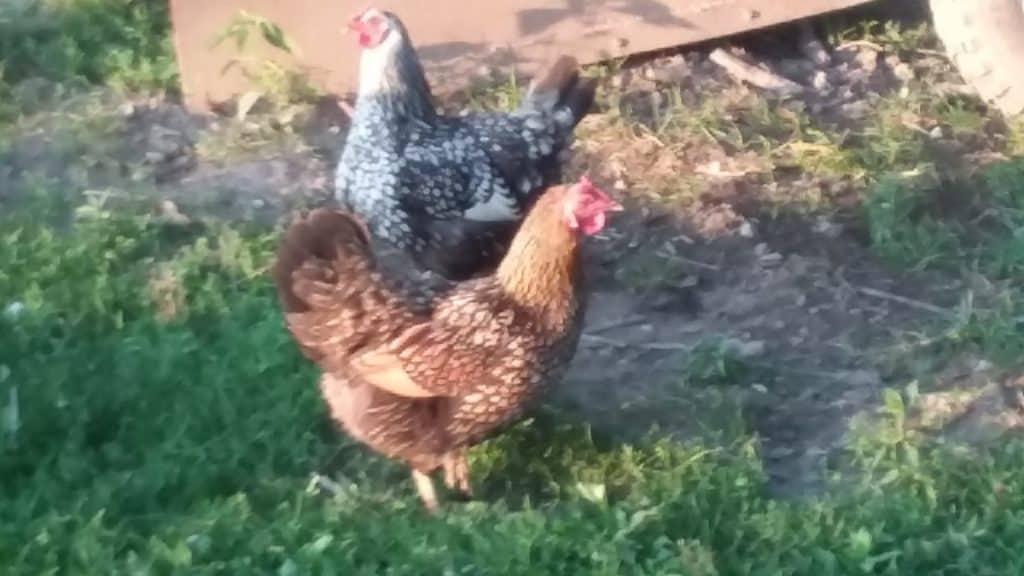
709, 48, 804, 96
855, 286, 955, 318
581, 334, 691, 352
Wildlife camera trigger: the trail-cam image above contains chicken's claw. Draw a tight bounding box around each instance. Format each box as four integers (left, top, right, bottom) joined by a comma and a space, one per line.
411, 469, 440, 514
442, 450, 473, 498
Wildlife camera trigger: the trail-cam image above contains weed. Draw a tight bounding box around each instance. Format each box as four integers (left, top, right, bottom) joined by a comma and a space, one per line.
684, 338, 749, 387
865, 177, 961, 269
196, 11, 321, 163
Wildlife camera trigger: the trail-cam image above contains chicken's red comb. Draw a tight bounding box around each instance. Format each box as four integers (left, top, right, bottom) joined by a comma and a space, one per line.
573, 175, 622, 211
348, 7, 372, 24
575, 175, 610, 199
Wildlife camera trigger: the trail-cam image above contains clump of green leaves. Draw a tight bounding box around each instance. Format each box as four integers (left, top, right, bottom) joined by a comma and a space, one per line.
865, 177, 961, 270
212, 11, 320, 120
684, 338, 749, 387
196, 11, 320, 163
0, 0, 177, 92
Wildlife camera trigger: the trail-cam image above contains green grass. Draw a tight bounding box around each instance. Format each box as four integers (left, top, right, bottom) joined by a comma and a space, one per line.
0, 0, 176, 129
864, 157, 1024, 367
0, 0, 176, 92
3, 183, 1024, 575
7, 5, 1024, 574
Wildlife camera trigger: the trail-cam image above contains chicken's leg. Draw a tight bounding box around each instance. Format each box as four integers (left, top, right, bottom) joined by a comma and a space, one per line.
411, 469, 440, 513
442, 449, 473, 498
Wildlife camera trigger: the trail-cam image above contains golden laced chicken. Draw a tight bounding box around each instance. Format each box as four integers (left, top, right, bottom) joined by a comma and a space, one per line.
273, 176, 621, 511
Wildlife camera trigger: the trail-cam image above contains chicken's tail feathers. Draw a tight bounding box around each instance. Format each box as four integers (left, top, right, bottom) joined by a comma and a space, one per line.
272, 208, 374, 315
524, 55, 597, 127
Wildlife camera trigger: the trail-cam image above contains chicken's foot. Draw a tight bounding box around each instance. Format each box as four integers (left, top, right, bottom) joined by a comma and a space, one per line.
442, 450, 473, 498
411, 469, 440, 514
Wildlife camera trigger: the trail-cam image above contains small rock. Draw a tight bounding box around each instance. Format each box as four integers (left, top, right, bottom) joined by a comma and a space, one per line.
799, 24, 832, 67
648, 56, 691, 84
252, 198, 267, 209
158, 200, 190, 225
847, 369, 881, 388
813, 216, 841, 238
891, 62, 914, 83
613, 179, 627, 191
3, 302, 25, 320
766, 445, 796, 460
170, 155, 193, 170
840, 100, 871, 120
739, 221, 755, 238
811, 70, 830, 92
725, 338, 766, 359
751, 383, 769, 394
119, 102, 137, 118
778, 59, 815, 78
826, 62, 850, 83
929, 126, 944, 140
759, 252, 783, 266
855, 48, 879, 73
754, 242, 768, 256
148, 125, 186, 157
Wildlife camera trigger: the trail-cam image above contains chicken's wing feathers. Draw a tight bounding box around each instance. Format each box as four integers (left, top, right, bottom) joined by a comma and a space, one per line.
349, 349, 438, 398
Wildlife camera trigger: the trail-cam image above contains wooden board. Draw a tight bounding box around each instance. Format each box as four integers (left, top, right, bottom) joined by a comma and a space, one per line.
168, 0, 875, 111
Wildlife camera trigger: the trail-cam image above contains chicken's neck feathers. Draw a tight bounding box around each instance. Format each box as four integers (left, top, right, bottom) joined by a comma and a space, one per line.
357, 36, 436, 123
495, 227, 580, 326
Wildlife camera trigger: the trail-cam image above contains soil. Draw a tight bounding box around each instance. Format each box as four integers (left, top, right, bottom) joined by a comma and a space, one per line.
3, 2, 1021, 497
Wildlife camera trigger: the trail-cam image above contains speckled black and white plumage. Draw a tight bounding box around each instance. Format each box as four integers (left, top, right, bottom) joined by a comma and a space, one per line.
336, 10, 596, 280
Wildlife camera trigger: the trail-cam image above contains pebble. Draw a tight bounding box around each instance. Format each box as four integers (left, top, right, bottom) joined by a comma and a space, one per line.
647, 56, 691, 84
813, 217, 841, 238
855, 48, 879, 73
725, 338, 766, 359
158, 200, 190, 225
811, 70, 830, 92
3, 302, 25, 319
891, 62, 915, 83
739, 221, 755, 238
